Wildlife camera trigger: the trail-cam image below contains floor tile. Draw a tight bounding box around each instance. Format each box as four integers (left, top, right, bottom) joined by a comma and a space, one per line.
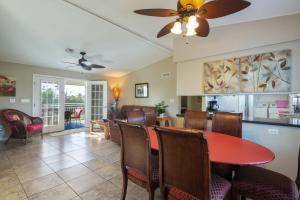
79, 181, 121, 200
16, 165, 53, 183
47, 157, 80, 172
95, 163, 121, 180
22, 173, 64, 196
0, 183, 27, 200
29, 183, 77, 200
57, 164, 92, 181
67, 172, 105, 194
82, 158, 110, 171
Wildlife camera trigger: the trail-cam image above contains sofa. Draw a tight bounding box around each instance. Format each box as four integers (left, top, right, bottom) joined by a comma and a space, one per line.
108, 105, 157, 144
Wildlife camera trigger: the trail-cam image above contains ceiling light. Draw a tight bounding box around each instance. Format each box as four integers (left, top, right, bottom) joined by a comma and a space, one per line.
186, 15, 199, 29
185, 28, 197, 36
171, 22, 182, 35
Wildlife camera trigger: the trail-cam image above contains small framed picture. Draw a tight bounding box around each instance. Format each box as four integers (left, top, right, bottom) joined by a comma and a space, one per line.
135, 83, 149, 98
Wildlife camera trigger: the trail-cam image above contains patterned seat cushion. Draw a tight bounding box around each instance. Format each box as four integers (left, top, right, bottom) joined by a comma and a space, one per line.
232, 166, 299, 200
168, 174, 231, 200
127, 154, 159, 186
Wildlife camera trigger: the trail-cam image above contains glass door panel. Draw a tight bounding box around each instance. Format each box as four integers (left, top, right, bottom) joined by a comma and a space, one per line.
87, 81, 107, 123
34, 76, 64, 133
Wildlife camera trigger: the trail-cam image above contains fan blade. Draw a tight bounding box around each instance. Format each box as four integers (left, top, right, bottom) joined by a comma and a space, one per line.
157, 21, 176, 38
63, 61, 78, 65
134, 9, 178, 17
199, 0, 251, 19
196, 17, 210, 37
91, 64, 106, 69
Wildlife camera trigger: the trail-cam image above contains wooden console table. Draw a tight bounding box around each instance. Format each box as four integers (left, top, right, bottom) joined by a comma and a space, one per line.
89, 120, 110, 139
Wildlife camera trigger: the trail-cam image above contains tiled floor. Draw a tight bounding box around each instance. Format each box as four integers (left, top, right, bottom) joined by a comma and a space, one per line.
0, 129, 160, 200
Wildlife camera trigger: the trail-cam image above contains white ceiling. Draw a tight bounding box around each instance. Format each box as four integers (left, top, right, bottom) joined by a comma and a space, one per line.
0, 0, 300, 77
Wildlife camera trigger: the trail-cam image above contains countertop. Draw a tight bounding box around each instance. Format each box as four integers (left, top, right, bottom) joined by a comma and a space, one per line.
176, 114, 300, 128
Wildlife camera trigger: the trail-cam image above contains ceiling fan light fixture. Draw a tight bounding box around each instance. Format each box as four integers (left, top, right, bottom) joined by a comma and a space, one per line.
171, 21, 182, 35
186, 15, 199, 29
185, 27, 197, 36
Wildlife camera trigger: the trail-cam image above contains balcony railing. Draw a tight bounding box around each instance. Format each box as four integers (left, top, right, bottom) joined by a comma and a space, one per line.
65, 103, 85, 113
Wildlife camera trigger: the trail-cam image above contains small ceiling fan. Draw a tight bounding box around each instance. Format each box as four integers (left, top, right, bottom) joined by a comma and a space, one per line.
63, 51, 106, 71
134, 0, 251, 38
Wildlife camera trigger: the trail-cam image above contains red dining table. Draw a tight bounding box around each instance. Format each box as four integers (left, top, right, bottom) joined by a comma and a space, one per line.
147, 127, 275, 166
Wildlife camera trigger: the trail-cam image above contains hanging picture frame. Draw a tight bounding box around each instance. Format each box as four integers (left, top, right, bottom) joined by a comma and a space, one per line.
135, 83, 149, 98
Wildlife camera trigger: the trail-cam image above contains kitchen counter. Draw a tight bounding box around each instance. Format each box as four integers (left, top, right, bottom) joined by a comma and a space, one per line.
176, 114, 300, 128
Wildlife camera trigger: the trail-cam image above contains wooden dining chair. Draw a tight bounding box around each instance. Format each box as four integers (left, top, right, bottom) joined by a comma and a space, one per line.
212, 112, 242, 138
155, 127, 231, 200
184, 110, 208, 130
211, 112, 243, 180
232, 147, 300, 200
127, 110, 146, 124
118, 122, 159, 200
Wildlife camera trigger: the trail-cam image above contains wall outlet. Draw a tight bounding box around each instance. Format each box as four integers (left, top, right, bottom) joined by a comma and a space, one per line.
169, 98, 175, 103
9, 98, 16, 103
268, 129, 279, 135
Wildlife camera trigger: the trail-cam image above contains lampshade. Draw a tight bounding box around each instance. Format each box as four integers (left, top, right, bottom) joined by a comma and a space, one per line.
186, 15, 199, 29
113, 87, 120, 100
185, 28, 197, 36
171, 22, 182, 35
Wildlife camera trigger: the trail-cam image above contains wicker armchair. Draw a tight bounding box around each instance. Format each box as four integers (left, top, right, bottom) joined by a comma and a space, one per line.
1, 109, 43, 144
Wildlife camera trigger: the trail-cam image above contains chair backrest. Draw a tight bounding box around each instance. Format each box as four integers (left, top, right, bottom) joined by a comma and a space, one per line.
184, 110, 208, 130
212, 112, 242, 138
118, 122, 151, 177
155, 127, 211, 200
74, 109, 83, 118
296, 147, 300, 189
1, 109, 27, 122
127, 110, 145, 124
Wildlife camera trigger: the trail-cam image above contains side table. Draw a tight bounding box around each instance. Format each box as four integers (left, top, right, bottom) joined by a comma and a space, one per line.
90, 120, 110, 139
156, 116, 172, 127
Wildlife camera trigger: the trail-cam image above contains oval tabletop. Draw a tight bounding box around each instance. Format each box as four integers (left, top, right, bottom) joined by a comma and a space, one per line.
147, 127, 275, 166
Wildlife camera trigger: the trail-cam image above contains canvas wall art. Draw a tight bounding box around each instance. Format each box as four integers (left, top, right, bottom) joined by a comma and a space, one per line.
204, 58, 239, 94
240, 50, 291, 93
0, 75, 16, 96
203, 49, 291, 94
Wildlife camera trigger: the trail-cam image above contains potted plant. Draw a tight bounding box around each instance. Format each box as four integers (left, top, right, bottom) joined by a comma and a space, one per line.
155, 101, 168, 117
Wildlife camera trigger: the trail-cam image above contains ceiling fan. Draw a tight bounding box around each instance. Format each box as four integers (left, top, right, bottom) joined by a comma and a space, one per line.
134, 0, 251, 38
63, 51, 106, 71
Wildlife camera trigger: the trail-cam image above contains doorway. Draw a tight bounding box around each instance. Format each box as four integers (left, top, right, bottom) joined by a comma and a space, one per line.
64, 79, 86, 130
33, 75, 108, 133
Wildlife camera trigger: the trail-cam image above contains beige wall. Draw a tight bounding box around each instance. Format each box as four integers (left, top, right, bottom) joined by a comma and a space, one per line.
112, 57, 180, 119
0, 61, 114, 115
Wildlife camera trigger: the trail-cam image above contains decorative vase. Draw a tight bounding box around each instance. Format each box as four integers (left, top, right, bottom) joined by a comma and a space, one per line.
159, 113, 165, 117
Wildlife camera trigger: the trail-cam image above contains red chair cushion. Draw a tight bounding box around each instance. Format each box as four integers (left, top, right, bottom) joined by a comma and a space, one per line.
26, 124, 43, 132
232, 166, 299, 200
168, 174, 231, 200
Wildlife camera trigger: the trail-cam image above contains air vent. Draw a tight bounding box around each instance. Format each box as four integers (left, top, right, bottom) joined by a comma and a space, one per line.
161, 72, 171, 79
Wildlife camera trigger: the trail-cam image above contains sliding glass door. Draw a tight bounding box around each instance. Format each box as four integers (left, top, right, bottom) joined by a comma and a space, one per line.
33, 75, 65, 133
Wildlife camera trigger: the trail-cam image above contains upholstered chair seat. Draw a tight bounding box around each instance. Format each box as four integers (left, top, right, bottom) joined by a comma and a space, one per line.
168, 174, 231, 200
232, 166, 299, 200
